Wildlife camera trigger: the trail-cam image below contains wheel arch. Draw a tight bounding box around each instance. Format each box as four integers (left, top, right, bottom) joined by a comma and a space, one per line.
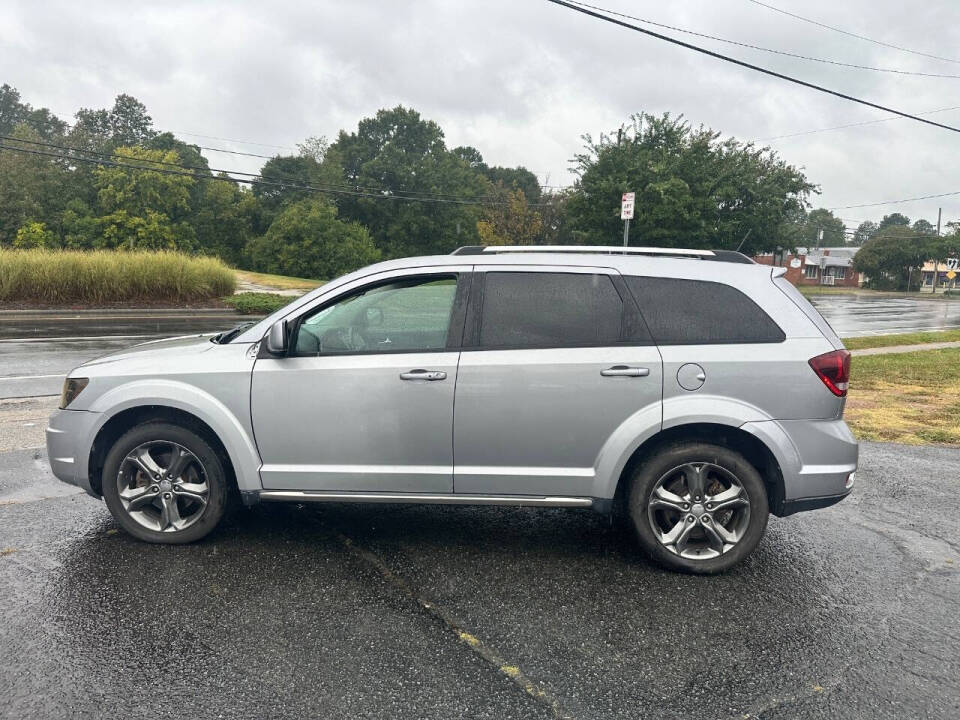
88, 405, 237, 496
82, 379, 262, 497
609, 423, 785, 516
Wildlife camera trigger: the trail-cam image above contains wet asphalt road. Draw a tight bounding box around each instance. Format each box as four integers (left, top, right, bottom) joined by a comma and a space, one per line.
809, 294, 960, 337
0, 441, 958, 719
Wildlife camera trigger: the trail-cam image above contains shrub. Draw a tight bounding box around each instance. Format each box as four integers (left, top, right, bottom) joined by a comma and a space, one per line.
221, 292, 292, 315
245, 199, 379, 280
0, 248, 236, 303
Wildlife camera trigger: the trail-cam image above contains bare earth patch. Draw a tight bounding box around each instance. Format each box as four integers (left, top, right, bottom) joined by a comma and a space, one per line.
845, 348, 960, 446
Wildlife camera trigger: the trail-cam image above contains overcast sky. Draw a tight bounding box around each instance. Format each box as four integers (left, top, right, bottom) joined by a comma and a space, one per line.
5, 0, 960, 230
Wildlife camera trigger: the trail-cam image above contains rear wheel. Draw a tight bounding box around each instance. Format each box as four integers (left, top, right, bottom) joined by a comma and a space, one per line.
628, 442, 768, 574
102, 422, 229, 544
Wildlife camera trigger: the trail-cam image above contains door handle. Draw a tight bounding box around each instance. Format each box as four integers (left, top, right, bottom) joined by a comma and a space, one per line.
600, 365, 650, 378
400, 369, 447, 381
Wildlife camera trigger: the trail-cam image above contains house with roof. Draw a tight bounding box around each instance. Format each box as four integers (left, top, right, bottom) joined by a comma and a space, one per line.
754, 247, 861, 287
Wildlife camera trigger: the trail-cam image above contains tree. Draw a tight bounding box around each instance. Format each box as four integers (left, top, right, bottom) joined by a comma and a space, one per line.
331, 106, 491, 258
476, 187, 542, 246
191, 175, 255, 264
14, 221, 55, 248
245, 199, 379, 279
852, 221, 879, 247
797, 207, 846, 248
93, 147, 196, 249
0, 84, 67, 138
912, 218, 936, 235
0, 125, 73, 244
565, 113, 814, 254
878, 212, 910, 231
853, 226, 932, 290
70, 93, 156, 151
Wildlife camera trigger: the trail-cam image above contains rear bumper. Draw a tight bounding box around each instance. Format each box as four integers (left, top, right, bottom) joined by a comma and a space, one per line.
46, 408, 100, 496
742, 418, 858, 516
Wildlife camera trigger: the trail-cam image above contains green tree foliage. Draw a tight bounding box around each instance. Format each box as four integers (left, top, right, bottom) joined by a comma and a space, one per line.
93, 147, 196, 249
0, 84, 67, 138
853, 226, 932, 290
911, 218, 935, 235
246, 199, 379, 279
796, 208, 847, 247
878, 212, 910, 231
852, 220, 879, 247
14, 221, 55, 248
331, 106, 491, 258
477, 187, 542, 246
565, 113, 815, 255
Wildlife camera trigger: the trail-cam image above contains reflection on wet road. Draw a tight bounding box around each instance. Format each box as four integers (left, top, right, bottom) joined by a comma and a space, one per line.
810, 295, 960, 337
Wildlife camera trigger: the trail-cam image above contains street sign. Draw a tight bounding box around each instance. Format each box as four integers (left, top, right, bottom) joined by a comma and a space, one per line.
621, 192, 635, 220
946, 257, 959, 271
947, 270, 957, 281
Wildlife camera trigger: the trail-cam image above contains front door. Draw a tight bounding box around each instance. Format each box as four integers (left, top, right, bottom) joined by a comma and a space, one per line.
453, 267, 663, 498
251, 271, 467, 492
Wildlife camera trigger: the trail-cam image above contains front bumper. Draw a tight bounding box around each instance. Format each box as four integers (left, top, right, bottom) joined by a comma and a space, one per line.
742, 418, 858, 516
46, 408, 100, 496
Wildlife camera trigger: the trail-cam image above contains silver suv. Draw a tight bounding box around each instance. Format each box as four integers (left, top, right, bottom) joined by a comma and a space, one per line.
47, 246, 857, 573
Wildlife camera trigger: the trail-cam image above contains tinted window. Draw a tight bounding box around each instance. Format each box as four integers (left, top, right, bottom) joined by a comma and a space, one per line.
479, 272, 623, 348
294, 276, 457, 354
625, 276, 785, 344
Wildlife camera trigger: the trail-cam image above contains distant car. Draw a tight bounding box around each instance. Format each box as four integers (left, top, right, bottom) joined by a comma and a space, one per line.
47, 245, 856, 573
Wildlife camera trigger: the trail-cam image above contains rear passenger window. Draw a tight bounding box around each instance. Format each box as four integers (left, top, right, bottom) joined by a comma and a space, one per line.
625, 276, 785, 344
479, 272, 623, 348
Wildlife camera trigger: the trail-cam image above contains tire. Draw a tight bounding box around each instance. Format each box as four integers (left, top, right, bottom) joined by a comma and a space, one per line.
102, 421, 229, 544
628, 442, 768, 574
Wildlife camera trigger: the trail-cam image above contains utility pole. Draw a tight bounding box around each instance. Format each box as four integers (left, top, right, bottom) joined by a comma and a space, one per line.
932, 207, 942, 294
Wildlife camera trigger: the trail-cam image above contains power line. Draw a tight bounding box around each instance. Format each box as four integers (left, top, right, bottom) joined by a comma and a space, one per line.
546, 0, 960, 134
566, 1, 960, 79
830, 190, 960, 210
0, 134, 537, 204
0, 142, 540, 207
747, 0, 960, 66
758, 105, 960, 141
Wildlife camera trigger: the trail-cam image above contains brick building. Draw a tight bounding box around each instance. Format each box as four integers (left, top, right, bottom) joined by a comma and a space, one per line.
754, 247, 861, 287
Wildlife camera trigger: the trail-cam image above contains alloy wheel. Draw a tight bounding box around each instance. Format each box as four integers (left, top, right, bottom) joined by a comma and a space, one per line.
116, 441, 209, 533
646, 462, 751, 560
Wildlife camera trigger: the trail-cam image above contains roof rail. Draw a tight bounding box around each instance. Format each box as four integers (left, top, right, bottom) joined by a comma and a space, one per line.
450, 246, 754, 264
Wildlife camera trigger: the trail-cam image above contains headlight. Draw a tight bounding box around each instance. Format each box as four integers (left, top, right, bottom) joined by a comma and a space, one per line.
59, 377, 89, 409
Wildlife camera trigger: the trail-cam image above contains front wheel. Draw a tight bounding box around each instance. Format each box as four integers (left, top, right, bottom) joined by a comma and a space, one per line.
628, 442, 768, 574
102, 422, 229, 544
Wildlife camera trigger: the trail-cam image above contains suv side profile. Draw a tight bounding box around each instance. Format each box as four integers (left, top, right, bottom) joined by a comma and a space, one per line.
47, 246, 857, 573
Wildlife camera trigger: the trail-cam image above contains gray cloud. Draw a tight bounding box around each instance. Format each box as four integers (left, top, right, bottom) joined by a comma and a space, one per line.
3, 0, 960, 226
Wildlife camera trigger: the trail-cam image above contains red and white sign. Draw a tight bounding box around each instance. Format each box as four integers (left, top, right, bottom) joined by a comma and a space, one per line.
621, 192, 635, 220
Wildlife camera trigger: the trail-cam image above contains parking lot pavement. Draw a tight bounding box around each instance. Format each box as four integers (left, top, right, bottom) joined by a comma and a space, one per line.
1, 438, 957, 720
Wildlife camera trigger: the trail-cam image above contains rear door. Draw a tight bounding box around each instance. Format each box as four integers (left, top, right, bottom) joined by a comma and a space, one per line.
452, 266, 663, 497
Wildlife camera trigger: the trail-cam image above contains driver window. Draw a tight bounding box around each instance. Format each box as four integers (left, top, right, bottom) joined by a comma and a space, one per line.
294, 276, 458, 355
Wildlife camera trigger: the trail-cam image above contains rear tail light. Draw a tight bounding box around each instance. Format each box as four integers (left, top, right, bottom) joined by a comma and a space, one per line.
809, 349, 851, 397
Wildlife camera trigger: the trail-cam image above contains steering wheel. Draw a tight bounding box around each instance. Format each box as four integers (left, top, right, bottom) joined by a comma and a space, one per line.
319, 326, 368, 353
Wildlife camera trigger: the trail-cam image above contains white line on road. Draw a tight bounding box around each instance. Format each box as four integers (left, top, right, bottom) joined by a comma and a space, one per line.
0, 334, 155, 343
0, 374, 64, 381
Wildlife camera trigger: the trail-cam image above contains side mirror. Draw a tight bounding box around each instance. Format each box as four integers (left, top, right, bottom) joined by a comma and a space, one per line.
266, 320, 288, 355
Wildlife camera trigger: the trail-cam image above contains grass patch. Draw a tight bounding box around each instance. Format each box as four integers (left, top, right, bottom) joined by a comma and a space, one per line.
234, 269, 324, 292
844, 328, 960, 350
845, 348, 960, 446
0, 248, 235, 303
222, 292, 294, 315
798, 286, 860, 296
